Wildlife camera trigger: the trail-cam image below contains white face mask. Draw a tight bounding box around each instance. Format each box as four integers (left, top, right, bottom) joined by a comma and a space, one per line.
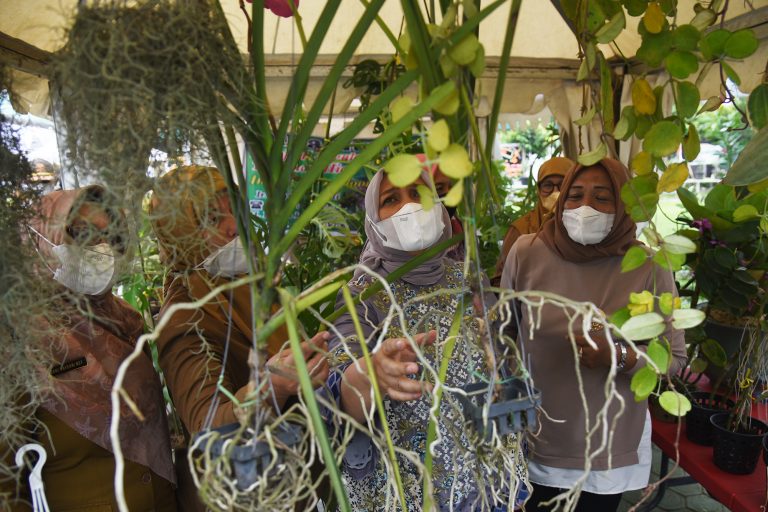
51, 243, 118, 296
562, 205, 615, 245
370, 202, 445, 252
202, 237, 250, 277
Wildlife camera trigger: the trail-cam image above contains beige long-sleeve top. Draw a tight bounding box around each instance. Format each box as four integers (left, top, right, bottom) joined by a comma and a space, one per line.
501, 234, 686, 471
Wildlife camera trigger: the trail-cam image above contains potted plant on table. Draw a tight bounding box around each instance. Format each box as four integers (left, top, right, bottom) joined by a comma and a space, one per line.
677, 183, 768, 472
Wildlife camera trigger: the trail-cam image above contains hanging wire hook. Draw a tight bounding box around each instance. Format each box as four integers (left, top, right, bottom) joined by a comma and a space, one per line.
15, 443, 51, 512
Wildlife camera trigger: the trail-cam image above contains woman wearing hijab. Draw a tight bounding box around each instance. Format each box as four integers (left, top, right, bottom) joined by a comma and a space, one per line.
500, 159, 686, 511
326, 168, 528, 511
150, 165, 329, 434
8, 186, 176, 510
492, 157, 574, 286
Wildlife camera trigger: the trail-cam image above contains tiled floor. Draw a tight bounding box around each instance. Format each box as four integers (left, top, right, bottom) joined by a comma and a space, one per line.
618, 445, 728, 512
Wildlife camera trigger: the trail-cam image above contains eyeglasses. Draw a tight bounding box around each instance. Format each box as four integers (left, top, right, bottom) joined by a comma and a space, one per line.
538, 180, 562, 194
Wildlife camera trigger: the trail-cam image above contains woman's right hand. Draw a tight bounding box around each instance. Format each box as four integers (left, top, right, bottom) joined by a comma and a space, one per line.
370, 330, 436, 401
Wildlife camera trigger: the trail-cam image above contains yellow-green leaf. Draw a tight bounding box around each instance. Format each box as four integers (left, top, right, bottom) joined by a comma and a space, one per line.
596, 10, 626, 44
390, 96, 415, 124
683, 124, 701, 161
644, 121, 683, 157
724, 29, 759, 59
671, 308, 706, 330
574, 106, 596, 126
622, 245, 648, 273
577, 143, 608, 166
632, 78, 657, 115
434, 88, 460, 115
699, 96, 723, 114
747, 84, 768, 130
659, 292, 675, 315
443, 180, 464, 207
384, 154, 422, 187
662, 233, 697, 254
690, 8, 716, 31
658, 391, 692, 416
439, 144, 473, 179
631, 366, 658, 401
427, 119, 450, 152
468, 44, 486, 77
643, 2, 665, 34
675, 81, 701, 119
647, 338, 670, 373
631, 151, 654, 176
417, 184, 435, 211
448, 34, 480, 66
733, 204, 759, 222
657, 162, 689, 193
621, 312, 666, 341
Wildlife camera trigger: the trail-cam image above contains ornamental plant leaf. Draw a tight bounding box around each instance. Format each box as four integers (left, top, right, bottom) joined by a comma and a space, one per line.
662, 233, 697, 254
632, 78, 657, 115
657, 162, 688, 193
631, 366, 658, 401
468, 44, 486, 77
671, 308, 705, 330
723, 126, 768, 185
610, 306, 631, 328
439, 144, 473, 178
631, 151, 654, 175
448, 34, 480, 66
390, 96, 415, 124
643, 2, 665, 33
675, 81, 700, 119
442, 179, 463, 207
658, 292, 674, 315
647, 338, 670, 372
614, 106, 637, 140
724, 29, 759, 59
721, 61, 741, 86
658, 391, 692, 416
690, 357, 708, 373
596, 9, 626, 44
733, 204, 760, 223
417, 185, 434, 211
385, 154, 422, 187
434, 88, 460, 115
699, 28, 730, 59
698, 95, 723, 114
644, 121, 683, 157
682, 124, 700, 161
621, 312, 666, 341
622, 174, 659, 221
701, 338, 727, 367
624, 0, 649, 17
690, 8, 716, 31
621, 246, 648, 272
747, 84, 768, 130
665, 50, 698, 79
577, 143, 608, 166
637, 30, 673, 67
628, 290, 654, 316
672, 24, 701, 51
653, 248, 686, 271
427, 120, 450, 152
574, 106, 596, 126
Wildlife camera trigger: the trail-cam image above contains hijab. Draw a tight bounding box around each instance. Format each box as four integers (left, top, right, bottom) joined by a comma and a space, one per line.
354, 168, 452, 286
511, 156, 574, 236
538, 157, 638, 263
29, 188, 176, 484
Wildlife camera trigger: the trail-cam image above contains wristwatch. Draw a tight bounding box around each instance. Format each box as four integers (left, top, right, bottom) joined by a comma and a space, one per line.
615, 341, 628, 371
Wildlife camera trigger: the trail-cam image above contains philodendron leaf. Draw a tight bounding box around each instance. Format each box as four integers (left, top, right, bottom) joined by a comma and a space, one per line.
644, 121, 683, 157
621, 312, 666, 341
417, 185, 435, 211
747, 84, 768, 130
439, 144, 473, 179
647, 338, 670, 373
662, 233, 697, 254
621, 245, 648, 272
723, 126, 768, 185
632, 78, 657, 115
577, 143, 608, 166
442, 180, 463, 207
671, 308, 705, 330
631, 366, 658, 401
427, 119, 450, 152
658, 391, 692, 416
385, 154, 422, 187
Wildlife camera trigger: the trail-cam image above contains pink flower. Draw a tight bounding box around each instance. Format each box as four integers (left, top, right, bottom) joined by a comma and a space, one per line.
250, 0, 298, 17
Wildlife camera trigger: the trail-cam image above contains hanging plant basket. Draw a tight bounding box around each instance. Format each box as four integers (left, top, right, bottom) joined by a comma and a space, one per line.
456, 379, 541, 441
710, 412, 768, 475
685, 391, 735, 445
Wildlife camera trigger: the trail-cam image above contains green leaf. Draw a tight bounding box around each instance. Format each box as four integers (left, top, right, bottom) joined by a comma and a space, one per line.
442, 180, 463, 207
723, 126, 768, 185
747, 84, 768, 130
614, 106, 637, 140
427, 119, 450, 152
682, 124, 701, 161
672, 24, 701, 51
622, 246, 648, 272
390, 96, 415, 124
417, 184, 435, 211
576, 58, 590, 82
632, 78, 657, 115
439, 144, 473, 178
596, 10, 626, 44
434, 88, 460, 115
657, 162, 689, 193
653, 248, 686, 271
631, 366, 659, 401
643, 121, 683, 157
631, 151, 654, 175
701, 338, 727, 367
385, 153, 423, 186
647, 339, 670, 372
724, 29, 759, 59
448, 33, 480, 65
662, 234, 697, 254
637, 30, 673, 68
610, 306, 632, 328
721, 61, 741, 87
621, 312, 666, 341
658, 391, 692, 416
675, 81, 701, 119
624, 0, 649, 17
733, 204, 759, 222
577, 143, 608, 166
665, 50, 699, 79
699, 28, 730, 60
468, 43, 486, 77
690, 357, 708, 373
690, 8, 717, 32
622, 174, 660, 221
574, 106, 597, 126
659, 292, 675, 315
671, 308, 705, 329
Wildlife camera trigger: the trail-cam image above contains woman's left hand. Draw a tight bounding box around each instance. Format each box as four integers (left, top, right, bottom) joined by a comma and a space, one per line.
573, 332, 613, 369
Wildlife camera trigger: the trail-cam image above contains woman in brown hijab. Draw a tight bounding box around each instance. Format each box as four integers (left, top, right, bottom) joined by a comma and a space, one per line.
492, 157, 574, 285
500, 159, 686, 511
150, 165, 329, 434
6, 186, 176, 511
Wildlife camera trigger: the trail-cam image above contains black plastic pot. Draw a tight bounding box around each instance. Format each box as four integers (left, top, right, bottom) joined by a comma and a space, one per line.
685, 391, 735, 445
192, 421, 303, 491
710, 412, 768, 475
456, 379, 541, 441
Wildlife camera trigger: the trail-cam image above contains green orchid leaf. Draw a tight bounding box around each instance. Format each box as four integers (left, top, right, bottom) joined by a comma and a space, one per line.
723, 127, 768, 185
658, 391, 692, 416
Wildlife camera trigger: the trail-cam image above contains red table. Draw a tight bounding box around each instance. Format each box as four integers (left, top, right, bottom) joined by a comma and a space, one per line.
640, 381, 768, 512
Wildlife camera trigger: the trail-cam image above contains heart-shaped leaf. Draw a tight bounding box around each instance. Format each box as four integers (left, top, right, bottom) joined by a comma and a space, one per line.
427, 119, 450, 152
385, 154, 422, 187
644, 121, 683, 157
658, 391, 692, 416
439, 144, 473, 179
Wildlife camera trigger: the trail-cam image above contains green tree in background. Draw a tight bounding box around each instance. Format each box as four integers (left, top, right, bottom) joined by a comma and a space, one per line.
691, 98, 754, 168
